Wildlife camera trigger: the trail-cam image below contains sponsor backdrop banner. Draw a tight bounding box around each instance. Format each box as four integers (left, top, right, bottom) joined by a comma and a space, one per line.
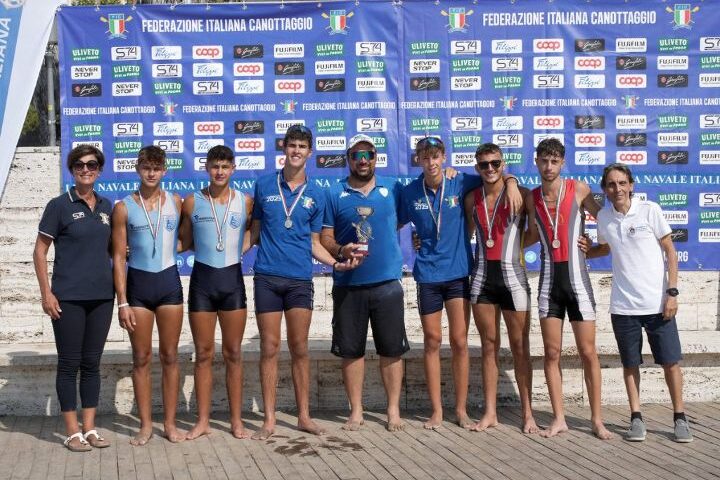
0, 0, 66, 198
58, 1, 720, 274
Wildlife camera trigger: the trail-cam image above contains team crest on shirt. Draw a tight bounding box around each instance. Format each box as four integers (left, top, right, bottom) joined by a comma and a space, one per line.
301, 196, 315, 209
163, 215, 177, 231
379, 187, 389, 197
445, 196, 460, 208
229, 213, 244, 229
99, 212, 110, 225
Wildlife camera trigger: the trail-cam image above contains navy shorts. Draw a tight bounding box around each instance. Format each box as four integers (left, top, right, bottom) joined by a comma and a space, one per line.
416, 277, 469, 315
127, 266, 183, 310
253, 273, 314, 313
331, 280, 410, 359
189, 262, 247, 312
611, 313, 683, 367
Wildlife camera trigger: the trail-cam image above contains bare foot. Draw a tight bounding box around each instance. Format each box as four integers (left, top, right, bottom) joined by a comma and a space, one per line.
186, 422, 211, 440
470, 413, 498, 432
130, 427, 153, 446
592, 422, 613, 440
342, 418, 364, 431
539, 418, 569, 438
423, 411, 442, 430
298, 418, 326, 436
251, 424, 274, 441
456, 412, 474, 429
522, 417, 540, 434
387, 420, 406, 432
231, 421, 250, 440
163, 424, 186, 443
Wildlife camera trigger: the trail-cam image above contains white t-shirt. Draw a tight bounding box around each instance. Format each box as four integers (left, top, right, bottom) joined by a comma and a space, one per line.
596, 199, 672, 315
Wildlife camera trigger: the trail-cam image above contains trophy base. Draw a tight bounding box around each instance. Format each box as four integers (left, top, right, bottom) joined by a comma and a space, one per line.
356, 243, 369, 256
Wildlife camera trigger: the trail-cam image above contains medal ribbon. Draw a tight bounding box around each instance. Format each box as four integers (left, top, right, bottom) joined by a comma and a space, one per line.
422, 172, 445, 241
540, 179, 565, 247
482, 184, 506, 247
138, 190, 163, 257
208, 189, 233, 248
277, 171, 308, 226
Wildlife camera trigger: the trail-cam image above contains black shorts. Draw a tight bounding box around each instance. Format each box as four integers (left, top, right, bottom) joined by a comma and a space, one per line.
611, 313, 683, 368
538, 262, 596, 321
189, 262, 247, 312
253, 273, 314, 313
127, 265, 183, 310
416, 277, 469, 315
331, 280, 410, 359
471, 260, 530, 312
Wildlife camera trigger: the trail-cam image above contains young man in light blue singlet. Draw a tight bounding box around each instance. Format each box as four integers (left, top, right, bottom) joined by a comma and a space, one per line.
112, 146, 185, 445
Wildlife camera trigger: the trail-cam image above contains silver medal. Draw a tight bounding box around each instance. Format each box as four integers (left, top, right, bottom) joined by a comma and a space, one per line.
552, 238, 561, 249
284, 218, 293, 229
216, 241, 225, 252
486, 239, 495, 248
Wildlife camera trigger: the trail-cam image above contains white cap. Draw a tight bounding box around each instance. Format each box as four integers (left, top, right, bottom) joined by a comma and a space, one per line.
347, 134, 376, 152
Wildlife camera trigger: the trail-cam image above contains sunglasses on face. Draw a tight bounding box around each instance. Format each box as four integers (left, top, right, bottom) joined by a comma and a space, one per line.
416, 137, 444, 149
477, 159, 502, 170
72, 160, 100, 172
350, 150, 376, 162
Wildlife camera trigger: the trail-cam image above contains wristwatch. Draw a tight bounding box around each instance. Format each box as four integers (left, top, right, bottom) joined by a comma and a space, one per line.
666, 288, 679, 297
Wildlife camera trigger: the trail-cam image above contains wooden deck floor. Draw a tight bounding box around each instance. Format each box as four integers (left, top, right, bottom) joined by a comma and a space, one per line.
1, 403, 719, 480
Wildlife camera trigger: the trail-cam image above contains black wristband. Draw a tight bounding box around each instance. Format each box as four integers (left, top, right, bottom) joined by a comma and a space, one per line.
335, 244, 346, 262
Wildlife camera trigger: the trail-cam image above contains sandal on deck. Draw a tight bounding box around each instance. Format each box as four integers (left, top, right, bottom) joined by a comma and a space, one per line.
63, 432, 92, 452
84, 429, 110, 448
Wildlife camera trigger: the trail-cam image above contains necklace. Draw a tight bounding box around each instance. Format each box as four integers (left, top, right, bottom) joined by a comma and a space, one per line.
138, 191, 162, 257
540, 180, 565, 249
207, 188, 233, 252
277, 172, 307, 229
422, 172, 446, 241
481, 184, 506, 248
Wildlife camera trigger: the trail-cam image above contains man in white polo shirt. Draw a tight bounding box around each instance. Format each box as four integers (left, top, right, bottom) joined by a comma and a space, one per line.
584, 163, 691, 443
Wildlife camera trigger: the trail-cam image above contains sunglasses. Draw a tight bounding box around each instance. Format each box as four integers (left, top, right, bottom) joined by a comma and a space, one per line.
477, 159, 502, 170
350, 150, 376, 162
416, 137, 444, 149
286, 124, 312, 135
72, 160, 100, 172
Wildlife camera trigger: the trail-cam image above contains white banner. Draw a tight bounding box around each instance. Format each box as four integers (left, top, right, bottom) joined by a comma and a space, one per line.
0, 0, 66, 199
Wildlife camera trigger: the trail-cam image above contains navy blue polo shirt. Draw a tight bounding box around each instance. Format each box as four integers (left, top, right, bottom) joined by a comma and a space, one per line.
252, 170, 325, 280
398, 172, 481, 283
38, 188, 113, 301
323, 175, 402, 286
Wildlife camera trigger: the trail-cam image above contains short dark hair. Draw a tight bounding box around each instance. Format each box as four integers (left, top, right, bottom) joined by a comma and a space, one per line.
136, 145, 166, 168
415, 136, 445, 156
66, 144, 104, 173
601, 163, 635, 189
536, 138, 565, 159
283, 124, 313, 149
475, 142, 503, 160
206, 145, 234, 163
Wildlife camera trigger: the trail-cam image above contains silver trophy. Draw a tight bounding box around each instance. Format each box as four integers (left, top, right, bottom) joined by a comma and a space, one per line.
352, 206, 374, 255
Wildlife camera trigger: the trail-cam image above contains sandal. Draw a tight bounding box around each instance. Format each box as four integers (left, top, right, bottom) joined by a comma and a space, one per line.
63, 432, 92, 452
84, 429, 110, 448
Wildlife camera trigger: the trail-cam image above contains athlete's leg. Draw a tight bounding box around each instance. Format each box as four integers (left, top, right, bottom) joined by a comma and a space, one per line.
218, 308, 248, 439
342, 357, 365, 430
472, 303, 501, 431
503, 309, 538, 433
128, 307, 156, 445
539, 317, 569, 438
253, 311, 282, 440
155, 304, 185, 442
187, 311, 217, 440
420, 309, 443, 429
380, 355, 405, 431
446, 297, 471, 428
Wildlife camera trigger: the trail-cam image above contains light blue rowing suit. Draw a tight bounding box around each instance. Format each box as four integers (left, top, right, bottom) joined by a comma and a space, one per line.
123, 191, 178, 272
191, 190, 246, 268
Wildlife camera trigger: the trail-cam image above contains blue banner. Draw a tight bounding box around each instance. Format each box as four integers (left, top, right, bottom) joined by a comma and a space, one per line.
58, 1, 720, 273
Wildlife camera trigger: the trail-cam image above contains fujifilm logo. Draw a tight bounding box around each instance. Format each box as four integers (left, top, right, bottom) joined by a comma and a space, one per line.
700, 73, 720, 87
357, 118, 388, 132
700, 151, 720, 164
315, 137, 346, 151
491, 39, 522, 54
657, 56, 689, 70
375, 153, 388, 168
275, 120, 305, 134
657, 132, 689, 147
663, 211, 689, 225
616, 115, 647, 130
451, 153, 476, 167
575, 151, 606, 165
492, 116, 523, 130
409, 59, 441, 74
273, 44, 304, 58
451, 117, 482, 131
356, 78, 386, 92
615, 38, 647, 53
699, 229, 720, 242
315, 60, 345, 75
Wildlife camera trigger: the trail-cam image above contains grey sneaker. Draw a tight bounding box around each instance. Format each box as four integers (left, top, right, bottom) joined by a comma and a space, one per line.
625, 418, 646, 442
674, 419, 693, 443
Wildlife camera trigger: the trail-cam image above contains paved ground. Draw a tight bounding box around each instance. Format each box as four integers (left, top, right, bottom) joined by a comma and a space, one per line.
1, 403, 719, 480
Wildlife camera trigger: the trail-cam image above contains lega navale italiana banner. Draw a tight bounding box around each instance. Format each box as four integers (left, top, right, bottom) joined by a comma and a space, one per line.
58, 1, 720, 273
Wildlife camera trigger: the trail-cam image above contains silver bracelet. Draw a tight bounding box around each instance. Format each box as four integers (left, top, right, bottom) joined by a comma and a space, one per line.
117, 303, 130, 308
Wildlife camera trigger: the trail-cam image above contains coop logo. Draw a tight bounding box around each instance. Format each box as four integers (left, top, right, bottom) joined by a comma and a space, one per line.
356, 78, 386, 92
451, 153, 476, 167
700, 73, 720, 87
575, 151, 606, 165
152, 64, 182, 78
233, 80, 264, 94
100, 13, 133, 40
410, 42, 440, 55
410, 77, 440, 91
533, 39, 564, 53
315, 78, 345, 92
356, 59, 384, 74
616, 74, 647, 88
113, 64, 140, 79
492, 134, 523, 148
441, 7, 474, 33
193, 45, 222, 60
616, 115, 647, 130
451, 117, 482, 132
493, 76, 521, 89
450, 40, 481, 55
700, 193, 720, 207
666, 3, 699, 30
615, 56, 647, 70
534, 116, 564, 130
193, 63, 223, 78
356, 42, 386, 56
658, 132, 689, 147
575, 115, 605, 129
73, 124, 102, 138
274, 44, 304, 58
194, 121, 224, 136
315, 60, 345, 75
492, 116, 523, 131
615, 38, 647, 53
492, 57, 522, 72
154, 82, 182, 95
452, 135, 483, 149
315, 136, 346, 151
534, 133, 564, 147
575, 74, 605, 88
616, 151, 648, 164
657, 55, 689, 70
151, 46, 181, 60
701, 134, 720, 146
316, 119, 344, 133
700, 114, 720, 129
659, 38, 688, 52
72, 48, 100, 62
357, 118, 387, 132
233, 62, 264, 77
411, 118, 441, 132
322, 9, 353, 35
453, 76, 482, 90
71, 66, 101, 80
575, 133, 605, 147
409, 59, 441, 74
533, 56, 564, 71
153, 122, 183, 137
113, 122, 142, 137
575, 38, 605, 52
658, 193, 688, 207
234, 156, 265, 170
112, 82, 142, 96
574, 56, 605, 70
701, 56, 720, 69
701, 37, 720, 52
658, 74, 689, 87
699, 229, 720, 242
275, 120, 305, 134
274, 61, 305, 76
72, 83, 102, 97
234, 138, 265, 152
194, 139, 224, 154
658, 115, 688, 129
658, 151, 689, 164
153, 140, 184, 154
533, 74, 563, 88
234, 120, 264, 134
491, 39, 522, 54
113, 158, 136, 173
316, 154, 347, 168
114, 140, 142, 155
617, 133, 647, 147
233, 44, 264, 59
663, 210, 689, 225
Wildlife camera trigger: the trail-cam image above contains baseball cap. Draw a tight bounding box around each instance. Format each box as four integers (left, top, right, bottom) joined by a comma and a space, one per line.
347, 134, 376, 152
